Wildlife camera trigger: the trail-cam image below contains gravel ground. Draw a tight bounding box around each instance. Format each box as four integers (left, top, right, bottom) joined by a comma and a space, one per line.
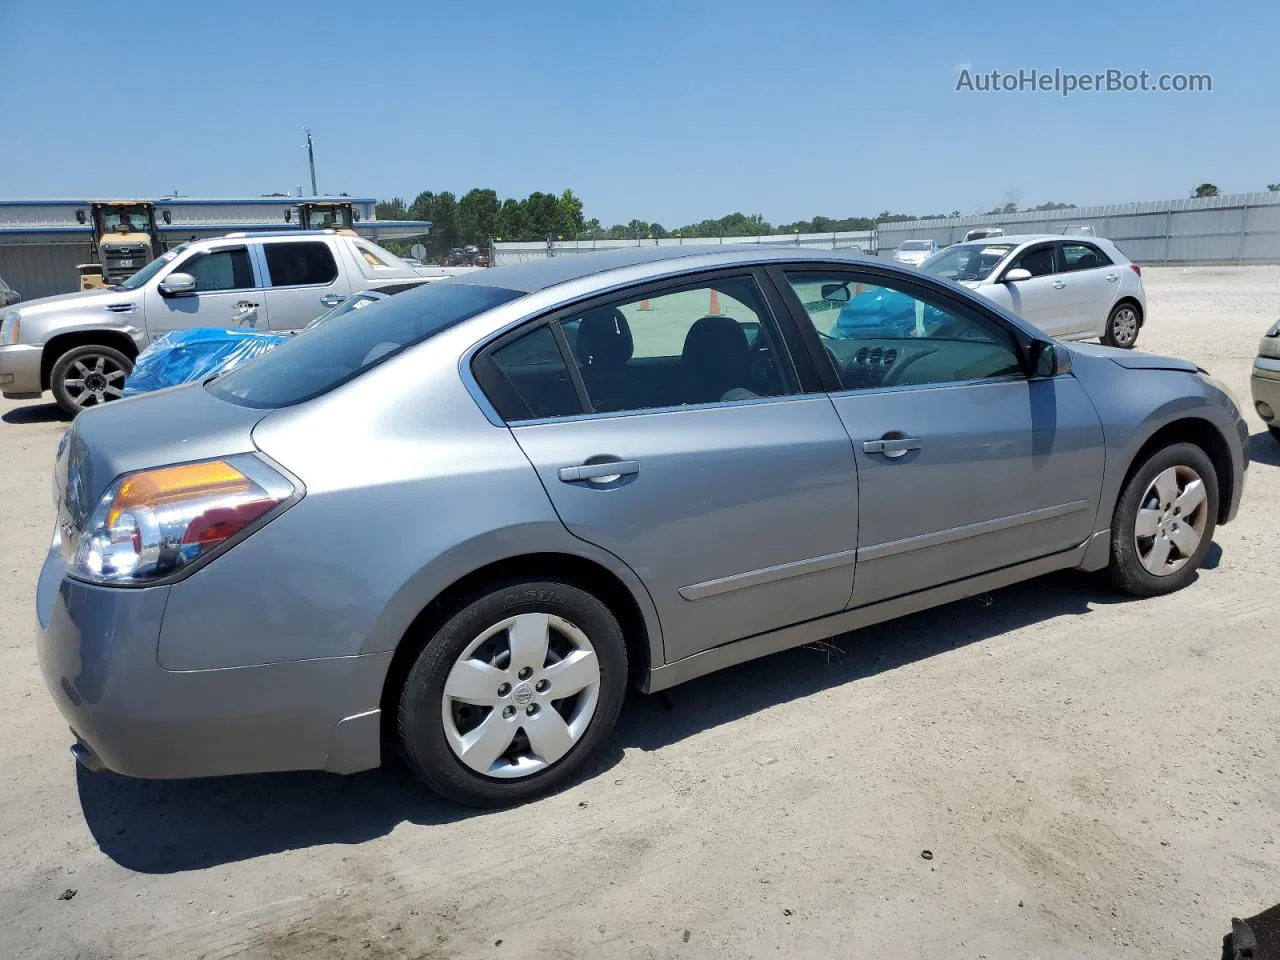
1, 266, 1277, 960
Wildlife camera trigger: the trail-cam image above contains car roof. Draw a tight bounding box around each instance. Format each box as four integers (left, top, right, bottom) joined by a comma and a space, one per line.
454, 244, 879, 294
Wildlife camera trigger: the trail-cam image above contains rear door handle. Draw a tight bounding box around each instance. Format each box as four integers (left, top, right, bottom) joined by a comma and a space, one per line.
1105, 273, 1119, 282
1052, 280, 1066, 289
862, 437, 922, 459
558, 460, 639, 483
320, 294, 345, 307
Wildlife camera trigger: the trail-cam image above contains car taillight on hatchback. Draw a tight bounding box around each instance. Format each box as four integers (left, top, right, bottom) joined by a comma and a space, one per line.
1129, 263, 1142, 278
70, 456, 298, 585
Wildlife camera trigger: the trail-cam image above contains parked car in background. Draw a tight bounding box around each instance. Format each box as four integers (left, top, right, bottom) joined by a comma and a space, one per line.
122, 282, 431, 398
963, 227, 1005, 242
920, 235, 1147, 347
37, 245, 1246, 807
0, 230, 425, 414
1060, 224, 1097, 237
892, 239, 938, 265
0, 273, 20, 307
1251, 320, 1280, 442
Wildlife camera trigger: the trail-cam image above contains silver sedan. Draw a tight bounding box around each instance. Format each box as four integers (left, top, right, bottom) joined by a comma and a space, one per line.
37, 245, 1247, 806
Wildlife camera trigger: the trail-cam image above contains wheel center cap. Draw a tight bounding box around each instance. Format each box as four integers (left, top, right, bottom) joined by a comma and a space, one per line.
512, 682, 534, 706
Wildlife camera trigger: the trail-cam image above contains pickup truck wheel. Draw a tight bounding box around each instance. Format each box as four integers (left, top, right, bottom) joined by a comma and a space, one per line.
50, 344, 133, 415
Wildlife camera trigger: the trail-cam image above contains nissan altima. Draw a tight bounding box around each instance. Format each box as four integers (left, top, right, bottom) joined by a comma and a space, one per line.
37, 246, 1247, 806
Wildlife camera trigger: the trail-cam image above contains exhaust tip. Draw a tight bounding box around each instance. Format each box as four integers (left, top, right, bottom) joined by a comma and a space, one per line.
70, 740, 106, 773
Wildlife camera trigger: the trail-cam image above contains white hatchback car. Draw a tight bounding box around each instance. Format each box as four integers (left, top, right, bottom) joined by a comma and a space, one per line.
920, 235, 1147, 347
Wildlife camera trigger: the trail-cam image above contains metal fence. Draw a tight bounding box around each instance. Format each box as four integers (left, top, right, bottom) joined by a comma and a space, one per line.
492, 230, 875, 266
875, 191, 1280, 264
493, 193, 1280, 267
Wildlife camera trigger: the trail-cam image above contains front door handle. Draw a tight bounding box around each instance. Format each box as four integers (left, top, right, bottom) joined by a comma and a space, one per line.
863, 437, 922, 459
558, 460, 639, 483
1052, 280, 1066, 289
320, 294, 345, 307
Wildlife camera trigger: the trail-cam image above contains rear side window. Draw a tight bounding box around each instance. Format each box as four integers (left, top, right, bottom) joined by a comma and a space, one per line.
486, 326, 582, 420
1061, 242, 1112, 271
208, 282, 523, 408
263, 241, 338, 287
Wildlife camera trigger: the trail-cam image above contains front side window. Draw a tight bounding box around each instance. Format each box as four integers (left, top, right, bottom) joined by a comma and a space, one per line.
1010, 244, 1057, 278
209, 281, 522, 408
263, 241, 339, 287
921, 243, 1014, 282
1061, 242, 1112, 271
182, 247, 254, 292
783, 271, 1024, 391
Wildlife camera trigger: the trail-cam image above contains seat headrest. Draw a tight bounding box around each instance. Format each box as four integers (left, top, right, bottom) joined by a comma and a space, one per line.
574, 307, 633, 370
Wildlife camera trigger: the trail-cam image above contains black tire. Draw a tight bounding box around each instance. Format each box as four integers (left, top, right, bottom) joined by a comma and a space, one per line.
50, 344, 133, 415
396, 578, 628, 807
1108, 442, 1218, 597
1269, 426, 1280, 444
1101, 301, 1141, 349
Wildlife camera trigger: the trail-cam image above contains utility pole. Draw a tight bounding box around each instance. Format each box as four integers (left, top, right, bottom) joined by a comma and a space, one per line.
303, 128, 318, 196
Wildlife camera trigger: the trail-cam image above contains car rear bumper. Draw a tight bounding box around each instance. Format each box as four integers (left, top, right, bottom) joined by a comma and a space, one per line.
1251, 357, 1280, 425
35, 542, 388, 780
0, 344, 43, 398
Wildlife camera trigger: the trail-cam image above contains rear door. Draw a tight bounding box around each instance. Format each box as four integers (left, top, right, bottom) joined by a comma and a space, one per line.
1058, 241, 1120, 337
475, 270, 860, 664
773, 266, 1105, 608
142, 243, 265, 337
258, 240, 351, 332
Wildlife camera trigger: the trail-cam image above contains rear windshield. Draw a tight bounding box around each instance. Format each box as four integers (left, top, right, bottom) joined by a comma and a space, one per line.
208, 282, 523, 408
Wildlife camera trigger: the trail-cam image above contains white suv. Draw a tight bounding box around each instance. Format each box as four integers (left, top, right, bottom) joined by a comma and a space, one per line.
0, 230, 423, 414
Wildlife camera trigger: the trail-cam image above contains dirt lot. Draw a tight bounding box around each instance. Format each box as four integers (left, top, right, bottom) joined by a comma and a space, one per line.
1, 266, 1277, 960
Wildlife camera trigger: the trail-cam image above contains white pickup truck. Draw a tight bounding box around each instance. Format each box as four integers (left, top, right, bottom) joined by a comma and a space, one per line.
0, 230, 460, 414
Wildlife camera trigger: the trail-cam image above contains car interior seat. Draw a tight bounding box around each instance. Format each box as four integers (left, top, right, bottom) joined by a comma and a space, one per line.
680, 314, 753, 404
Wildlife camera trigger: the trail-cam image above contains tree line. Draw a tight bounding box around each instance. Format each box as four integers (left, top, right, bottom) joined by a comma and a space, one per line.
376, 189, 1085, 260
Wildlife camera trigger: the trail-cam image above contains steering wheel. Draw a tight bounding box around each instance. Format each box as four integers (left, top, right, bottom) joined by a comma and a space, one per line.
747, 343, 779, 393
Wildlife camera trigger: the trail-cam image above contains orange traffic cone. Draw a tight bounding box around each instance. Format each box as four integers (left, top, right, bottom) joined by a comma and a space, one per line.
639, 299, 651, 311
708, 290, 720, 316
854, 283, 862, 296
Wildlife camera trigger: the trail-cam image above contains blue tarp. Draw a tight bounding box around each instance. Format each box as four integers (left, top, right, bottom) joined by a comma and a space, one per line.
123, 328, 290, 396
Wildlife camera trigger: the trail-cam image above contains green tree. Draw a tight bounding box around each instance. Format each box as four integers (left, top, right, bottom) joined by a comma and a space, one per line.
556, 189, 586, 238
496, 198, 526, 240
457, 188, 500, 244
523, 192, 562, 239
1192, 183, 1219, 198
1268, 183, 1280, 192
375, 197, 408, 220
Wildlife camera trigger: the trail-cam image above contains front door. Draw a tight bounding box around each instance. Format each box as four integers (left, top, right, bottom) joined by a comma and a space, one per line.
774, 267, 1106, 608
143, 244, 265, 337
996, 242, 1071, 336
479, 272, 860, 663
257, 239, 350, 331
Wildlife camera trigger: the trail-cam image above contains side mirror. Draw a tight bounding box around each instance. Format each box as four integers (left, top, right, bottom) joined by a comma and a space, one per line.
158, 272, 196, 297
1032, 340, 1072, 378
820, 282, 851, 303
1003, 268, 1032, 283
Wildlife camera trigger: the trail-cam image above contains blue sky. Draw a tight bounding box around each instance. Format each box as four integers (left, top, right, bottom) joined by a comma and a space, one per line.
1, 0, 1276, 226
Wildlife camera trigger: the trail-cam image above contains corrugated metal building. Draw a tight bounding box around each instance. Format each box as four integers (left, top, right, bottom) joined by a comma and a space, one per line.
0, 197, 431, 301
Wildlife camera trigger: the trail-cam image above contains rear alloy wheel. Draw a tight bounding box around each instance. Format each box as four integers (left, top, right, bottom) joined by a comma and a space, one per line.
50, 344, 132, 415
397, 579, 627, 807
1108, 442, 1218, 596
1102, 302, 1141, 349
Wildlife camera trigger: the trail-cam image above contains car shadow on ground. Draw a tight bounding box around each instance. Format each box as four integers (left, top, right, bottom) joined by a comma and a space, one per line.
1248, 430, 1280, 467
76, 567, 1168, 874
1, 402, 68, 425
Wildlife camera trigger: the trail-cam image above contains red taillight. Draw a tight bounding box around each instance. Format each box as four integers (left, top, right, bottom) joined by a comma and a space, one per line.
1129, 263, 1142, 278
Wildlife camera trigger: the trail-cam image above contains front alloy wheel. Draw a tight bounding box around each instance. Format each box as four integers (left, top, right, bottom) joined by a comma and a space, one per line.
1108, 442, 1218, 596
397, 579, 627, 806
50, 344, 132, 415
